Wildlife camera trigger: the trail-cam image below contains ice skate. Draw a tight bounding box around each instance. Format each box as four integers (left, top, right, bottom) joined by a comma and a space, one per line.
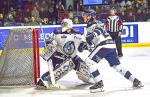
118, 54, 123, 59
133, 78, 144, 88
35, 77, 52, 90
89, 80, 104, 93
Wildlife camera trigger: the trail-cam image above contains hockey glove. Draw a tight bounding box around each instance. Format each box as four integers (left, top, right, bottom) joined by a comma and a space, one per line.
86, 32, 95, 45
78, 42, 88, 52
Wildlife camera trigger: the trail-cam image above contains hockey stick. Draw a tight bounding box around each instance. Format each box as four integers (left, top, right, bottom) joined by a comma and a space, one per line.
39, 23, 56, 87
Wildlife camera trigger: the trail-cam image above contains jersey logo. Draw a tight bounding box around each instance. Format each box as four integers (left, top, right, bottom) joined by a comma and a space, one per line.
63, 41, 75, 55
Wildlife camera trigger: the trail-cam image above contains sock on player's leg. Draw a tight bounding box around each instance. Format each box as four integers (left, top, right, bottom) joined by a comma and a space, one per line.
85, 58, 102, 82
112, 65, 144, 88
85, 58, 104, 92
112, 65, 135, 82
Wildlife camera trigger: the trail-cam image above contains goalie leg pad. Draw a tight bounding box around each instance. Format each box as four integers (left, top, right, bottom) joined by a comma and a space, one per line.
54, 58, 75, 81
37, 58, 75, 87
72, 55, 94, 83
76, 62, 95, 84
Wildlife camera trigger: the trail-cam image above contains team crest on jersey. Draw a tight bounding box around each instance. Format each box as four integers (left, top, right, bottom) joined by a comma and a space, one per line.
63, 41, 75, 55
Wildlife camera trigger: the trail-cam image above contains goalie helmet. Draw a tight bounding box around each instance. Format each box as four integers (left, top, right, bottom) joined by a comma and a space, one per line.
61, 18, 73, 32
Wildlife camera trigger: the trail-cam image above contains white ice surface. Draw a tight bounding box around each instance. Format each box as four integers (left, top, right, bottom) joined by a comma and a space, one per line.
0, 48, 150, 97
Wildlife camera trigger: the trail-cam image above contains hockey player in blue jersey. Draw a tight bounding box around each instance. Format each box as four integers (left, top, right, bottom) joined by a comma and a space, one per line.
37, 18, 94, 88
80, 11, 144, 93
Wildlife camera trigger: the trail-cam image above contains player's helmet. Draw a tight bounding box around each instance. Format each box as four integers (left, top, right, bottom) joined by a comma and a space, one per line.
61, 18, 73, 32
83, 9, 96, 18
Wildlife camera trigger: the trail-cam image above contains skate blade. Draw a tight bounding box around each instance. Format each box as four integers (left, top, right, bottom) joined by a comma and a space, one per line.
133, 84, 144, 89
90, 88, 104, 93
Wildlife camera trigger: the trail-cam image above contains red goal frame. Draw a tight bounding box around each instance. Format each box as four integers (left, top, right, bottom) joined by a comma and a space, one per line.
32, 29, 40, 84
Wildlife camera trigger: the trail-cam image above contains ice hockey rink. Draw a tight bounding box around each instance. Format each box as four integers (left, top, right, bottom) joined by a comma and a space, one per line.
0, 47, 150, 97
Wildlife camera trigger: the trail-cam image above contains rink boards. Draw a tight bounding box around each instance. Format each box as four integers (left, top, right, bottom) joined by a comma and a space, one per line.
0, 22, 150, 55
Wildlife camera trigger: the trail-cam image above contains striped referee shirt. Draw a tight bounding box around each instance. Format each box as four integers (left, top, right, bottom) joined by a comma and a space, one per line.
104, 15, 123, 33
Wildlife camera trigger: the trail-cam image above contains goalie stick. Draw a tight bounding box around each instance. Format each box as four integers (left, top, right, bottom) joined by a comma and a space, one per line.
39, 23, 66, 89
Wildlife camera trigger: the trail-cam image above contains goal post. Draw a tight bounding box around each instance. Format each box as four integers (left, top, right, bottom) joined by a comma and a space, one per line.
0, 28, 40, 86
32, 29, 40, 85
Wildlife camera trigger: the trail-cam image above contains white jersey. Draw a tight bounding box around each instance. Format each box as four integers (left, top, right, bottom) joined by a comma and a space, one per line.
86, 21, 115, 49
51, 29, 85, 57
92, 26, 115, 48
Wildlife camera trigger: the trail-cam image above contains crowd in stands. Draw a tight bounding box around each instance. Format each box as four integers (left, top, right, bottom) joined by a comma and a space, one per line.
0, 0, 150, 26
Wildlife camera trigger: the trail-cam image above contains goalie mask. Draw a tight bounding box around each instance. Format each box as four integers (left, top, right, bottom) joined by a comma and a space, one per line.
61, 18, 73, 32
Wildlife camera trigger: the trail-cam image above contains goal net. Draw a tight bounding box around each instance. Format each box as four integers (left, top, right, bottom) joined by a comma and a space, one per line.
0, 28, 40, 86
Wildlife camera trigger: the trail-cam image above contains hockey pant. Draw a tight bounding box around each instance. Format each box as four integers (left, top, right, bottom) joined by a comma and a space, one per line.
85, 47, 135, 83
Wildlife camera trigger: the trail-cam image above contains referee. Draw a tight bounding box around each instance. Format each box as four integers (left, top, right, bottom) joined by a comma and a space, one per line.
104, 8, 123, 57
